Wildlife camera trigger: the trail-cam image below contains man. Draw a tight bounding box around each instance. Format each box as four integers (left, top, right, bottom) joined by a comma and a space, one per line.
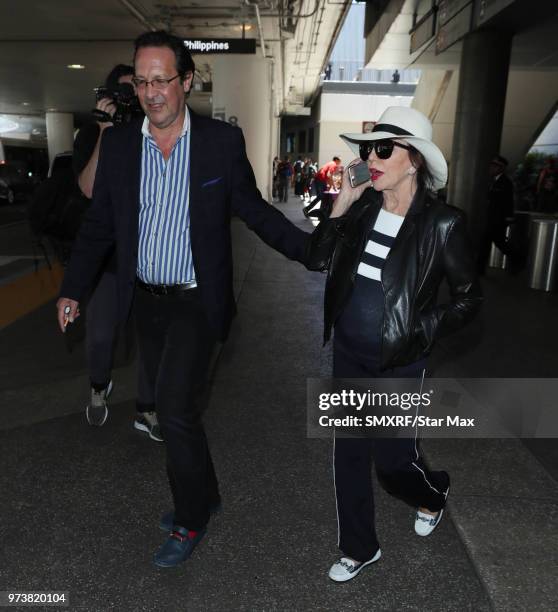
73, 64, 160, 440
272, 155, 280, 200
56, 31, 308, 568
477, 155, 516, 275
302, 156, 341, 217
277, 155, 293, 202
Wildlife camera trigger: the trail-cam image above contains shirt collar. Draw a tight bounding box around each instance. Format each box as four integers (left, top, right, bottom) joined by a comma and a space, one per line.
141, 105, 190, 140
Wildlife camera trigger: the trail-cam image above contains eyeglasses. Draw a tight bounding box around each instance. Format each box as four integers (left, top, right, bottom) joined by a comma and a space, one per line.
131, 75, 181, 90
359, 139, 411, 161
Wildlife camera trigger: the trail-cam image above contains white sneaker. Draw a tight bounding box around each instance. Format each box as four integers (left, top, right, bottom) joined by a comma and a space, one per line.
414, 485, 450, 536
328, 549, 381, 582
85, 380, 113, 426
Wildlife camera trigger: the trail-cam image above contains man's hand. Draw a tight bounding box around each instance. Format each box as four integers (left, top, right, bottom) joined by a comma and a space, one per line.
56, 298, 80, 333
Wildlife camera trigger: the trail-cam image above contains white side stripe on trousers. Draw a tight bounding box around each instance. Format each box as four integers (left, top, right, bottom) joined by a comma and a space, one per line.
332, 367, 441, 551
333, 430, 341, 547
412, 367, 441, 495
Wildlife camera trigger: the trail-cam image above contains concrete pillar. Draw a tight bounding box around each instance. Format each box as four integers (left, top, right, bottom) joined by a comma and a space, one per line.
45, 112, 74, 166
448, 29, 512, 242
212, 55, 275, 200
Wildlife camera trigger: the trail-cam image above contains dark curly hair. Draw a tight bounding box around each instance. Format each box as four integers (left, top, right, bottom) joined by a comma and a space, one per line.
133, 30, 195, 79
105, 64, 134, 90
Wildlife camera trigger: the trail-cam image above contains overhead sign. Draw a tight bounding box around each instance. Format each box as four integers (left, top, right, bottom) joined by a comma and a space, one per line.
410, 10, 436, 54
435, 2, 473, 54
183, 38, 256, 54
475, 0, 515, 26
438, 0, 473, 27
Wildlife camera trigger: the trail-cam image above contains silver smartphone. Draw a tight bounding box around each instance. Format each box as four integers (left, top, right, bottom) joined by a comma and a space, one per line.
348, 161, 371, 188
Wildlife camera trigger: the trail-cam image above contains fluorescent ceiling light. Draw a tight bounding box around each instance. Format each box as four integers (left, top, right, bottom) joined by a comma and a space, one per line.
67, 64, 85, 69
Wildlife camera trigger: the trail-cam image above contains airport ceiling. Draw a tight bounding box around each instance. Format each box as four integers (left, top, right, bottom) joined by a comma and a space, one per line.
0, 0, 348, 130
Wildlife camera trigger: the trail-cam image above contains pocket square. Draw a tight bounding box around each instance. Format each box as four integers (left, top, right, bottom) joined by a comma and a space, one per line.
201, 177, 223, 188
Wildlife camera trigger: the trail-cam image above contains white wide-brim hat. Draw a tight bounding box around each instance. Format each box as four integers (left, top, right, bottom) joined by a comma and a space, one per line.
340, 106, 448, 190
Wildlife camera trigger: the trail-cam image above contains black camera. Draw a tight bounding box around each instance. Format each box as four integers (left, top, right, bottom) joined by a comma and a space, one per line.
92, 82, 142, 124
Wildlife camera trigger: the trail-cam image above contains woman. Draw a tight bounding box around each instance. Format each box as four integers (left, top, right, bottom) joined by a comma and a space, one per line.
306, 107, 482, 582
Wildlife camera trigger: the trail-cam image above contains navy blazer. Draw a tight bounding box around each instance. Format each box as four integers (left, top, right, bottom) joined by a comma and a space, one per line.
61, 109, 309, 341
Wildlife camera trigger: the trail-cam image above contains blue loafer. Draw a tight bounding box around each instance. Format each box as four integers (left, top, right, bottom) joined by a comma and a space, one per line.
153, 526, 206, 568
159, 501, 222, 532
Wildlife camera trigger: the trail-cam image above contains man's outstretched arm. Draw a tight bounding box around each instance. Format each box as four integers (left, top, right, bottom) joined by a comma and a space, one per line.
229, 127, 309, 264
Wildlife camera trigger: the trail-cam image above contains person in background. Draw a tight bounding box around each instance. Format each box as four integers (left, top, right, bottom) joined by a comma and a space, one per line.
302, 157, 314, 203
293, 156, 305, 200
73, 63, 161, 441
306, 106, 482, 583
477, 155, 516, 275
302, 156, 341, 218
277, 155, 293, 203
536, 157, 557, 212
272, 155, 280, 200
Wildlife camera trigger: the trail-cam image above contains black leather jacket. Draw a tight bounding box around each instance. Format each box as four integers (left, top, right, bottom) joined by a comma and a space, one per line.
306, 187, 483, 370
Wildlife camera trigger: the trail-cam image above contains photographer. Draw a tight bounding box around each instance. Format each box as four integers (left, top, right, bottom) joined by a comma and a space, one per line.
75, 64, 142, 198
73, 64, 161, 441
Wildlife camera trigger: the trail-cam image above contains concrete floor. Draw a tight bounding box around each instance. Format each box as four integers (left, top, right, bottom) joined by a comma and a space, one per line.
0, 193, 556, 611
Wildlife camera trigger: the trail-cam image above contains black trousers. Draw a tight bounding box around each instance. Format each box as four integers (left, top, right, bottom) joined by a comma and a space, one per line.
333, 338, 449, 562
86, 269, 153, 411
278, 177, 290, 202
477, 221, 515, 274
305, 179, 327, 213
134, 286, 220, 531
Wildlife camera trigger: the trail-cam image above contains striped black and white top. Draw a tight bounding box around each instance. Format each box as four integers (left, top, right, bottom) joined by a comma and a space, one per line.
335, 207, 405, 357
357, 207, 404, 283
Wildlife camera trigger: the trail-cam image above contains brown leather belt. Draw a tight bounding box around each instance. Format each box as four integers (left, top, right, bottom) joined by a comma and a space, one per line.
136, 279, 197, 296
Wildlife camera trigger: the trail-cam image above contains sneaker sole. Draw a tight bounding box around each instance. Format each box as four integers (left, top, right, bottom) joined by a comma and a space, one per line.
329, 549, 382, 583
134, 420, 164, 443
86, 405, 108, 426
415, 484, 450, 537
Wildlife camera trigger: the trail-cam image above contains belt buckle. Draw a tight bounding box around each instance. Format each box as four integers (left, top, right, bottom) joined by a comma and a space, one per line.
147, 282, 162, 296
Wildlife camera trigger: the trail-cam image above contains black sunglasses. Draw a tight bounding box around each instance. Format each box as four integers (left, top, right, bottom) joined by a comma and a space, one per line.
359, 139, 411, 161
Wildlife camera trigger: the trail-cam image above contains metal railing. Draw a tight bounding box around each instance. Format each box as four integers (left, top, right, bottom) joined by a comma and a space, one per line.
324, 60, 420, 84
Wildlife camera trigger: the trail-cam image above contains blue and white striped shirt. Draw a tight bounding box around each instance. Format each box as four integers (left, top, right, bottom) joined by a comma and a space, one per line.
137, 107, 195, 285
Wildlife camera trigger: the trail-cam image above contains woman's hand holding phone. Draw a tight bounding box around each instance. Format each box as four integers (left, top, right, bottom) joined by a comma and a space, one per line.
330, 158, 371, 218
